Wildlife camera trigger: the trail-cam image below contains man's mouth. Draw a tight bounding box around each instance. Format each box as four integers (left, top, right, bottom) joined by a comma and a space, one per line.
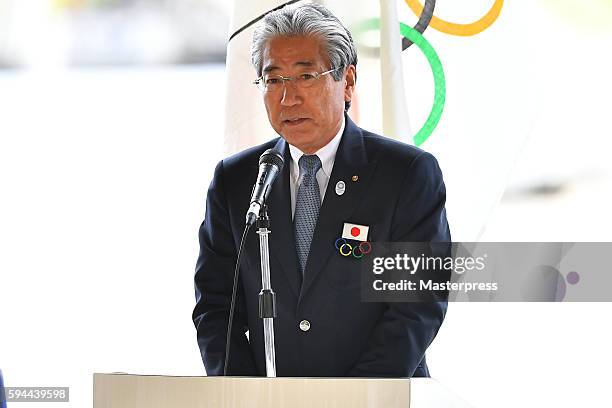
283, 118, 308, 126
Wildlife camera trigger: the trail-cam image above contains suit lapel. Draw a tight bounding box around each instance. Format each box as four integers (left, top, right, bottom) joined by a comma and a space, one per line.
299, 115, 377, 301
266, 137, 301, 298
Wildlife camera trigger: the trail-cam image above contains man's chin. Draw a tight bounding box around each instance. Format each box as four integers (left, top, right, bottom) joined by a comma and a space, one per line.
279, 129, 313, 146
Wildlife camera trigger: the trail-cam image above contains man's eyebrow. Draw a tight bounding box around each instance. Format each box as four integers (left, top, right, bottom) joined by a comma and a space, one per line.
263, 61, 315, 73
263, 65, 279, 73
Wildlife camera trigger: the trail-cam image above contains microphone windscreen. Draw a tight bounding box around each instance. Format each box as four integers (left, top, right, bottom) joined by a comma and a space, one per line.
259, 148, 284, 171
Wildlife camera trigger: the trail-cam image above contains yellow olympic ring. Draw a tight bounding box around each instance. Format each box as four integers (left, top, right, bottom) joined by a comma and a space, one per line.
339, 243, 353, 257
404, 0, 504, 36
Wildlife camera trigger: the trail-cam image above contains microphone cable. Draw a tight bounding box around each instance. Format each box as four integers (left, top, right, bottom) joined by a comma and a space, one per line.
223, 222, 251, 376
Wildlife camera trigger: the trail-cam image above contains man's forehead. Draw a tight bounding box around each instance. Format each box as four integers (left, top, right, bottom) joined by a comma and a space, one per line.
263, 60, 316, 73
262, 36, 328, 72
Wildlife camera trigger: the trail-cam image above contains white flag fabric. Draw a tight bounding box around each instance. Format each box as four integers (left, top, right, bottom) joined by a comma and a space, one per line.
223, 0, 292, 155
379, 0, 412, 141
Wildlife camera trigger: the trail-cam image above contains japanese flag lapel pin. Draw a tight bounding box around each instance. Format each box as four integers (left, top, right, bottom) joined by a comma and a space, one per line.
342, 222, 369, 242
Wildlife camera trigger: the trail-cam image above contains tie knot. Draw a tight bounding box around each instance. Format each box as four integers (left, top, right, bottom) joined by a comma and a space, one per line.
298, 154, 322, 176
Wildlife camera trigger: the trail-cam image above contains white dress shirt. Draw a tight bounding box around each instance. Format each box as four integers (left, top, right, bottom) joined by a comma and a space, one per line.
288, 117, 345, 219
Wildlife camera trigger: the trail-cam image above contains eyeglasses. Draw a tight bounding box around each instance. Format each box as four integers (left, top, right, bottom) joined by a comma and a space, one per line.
253, 67, 342, 93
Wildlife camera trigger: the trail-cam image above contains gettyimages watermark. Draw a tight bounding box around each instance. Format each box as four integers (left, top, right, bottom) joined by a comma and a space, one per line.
359, 242, 611, 302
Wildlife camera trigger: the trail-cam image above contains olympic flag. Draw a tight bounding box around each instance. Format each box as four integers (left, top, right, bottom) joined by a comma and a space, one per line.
223, 0, 290, 154
379, 0, 412, 141
221, 0, 527, 241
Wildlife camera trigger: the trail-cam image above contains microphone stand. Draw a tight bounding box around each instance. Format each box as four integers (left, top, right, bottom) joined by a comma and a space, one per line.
256, 204, 277, 377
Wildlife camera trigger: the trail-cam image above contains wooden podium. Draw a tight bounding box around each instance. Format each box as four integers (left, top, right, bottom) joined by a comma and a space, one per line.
93, 373, 411, 408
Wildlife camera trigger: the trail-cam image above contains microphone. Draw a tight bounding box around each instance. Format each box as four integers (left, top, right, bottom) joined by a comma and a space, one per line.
225, 149, 283, 375
245, 148, 284, 226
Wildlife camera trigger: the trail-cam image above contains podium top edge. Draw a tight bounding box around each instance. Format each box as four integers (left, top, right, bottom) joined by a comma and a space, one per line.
93, 373, 412, 381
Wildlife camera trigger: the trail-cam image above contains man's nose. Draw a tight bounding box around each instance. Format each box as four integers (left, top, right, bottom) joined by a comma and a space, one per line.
280, 80, 302, 106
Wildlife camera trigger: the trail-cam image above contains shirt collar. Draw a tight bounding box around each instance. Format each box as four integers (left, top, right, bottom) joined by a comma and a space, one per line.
288, 116, 345, 178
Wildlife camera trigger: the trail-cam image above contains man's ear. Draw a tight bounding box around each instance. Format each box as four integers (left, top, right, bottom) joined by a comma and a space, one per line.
344, 65, 356, 103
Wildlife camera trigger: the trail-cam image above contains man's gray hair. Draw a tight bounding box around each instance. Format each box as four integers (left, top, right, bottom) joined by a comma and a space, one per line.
251, 3, 357, 109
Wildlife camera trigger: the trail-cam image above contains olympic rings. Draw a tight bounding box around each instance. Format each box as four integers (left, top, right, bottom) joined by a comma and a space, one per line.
399, 22, 446, 146
335, 238, 373, 259
402, 0, 435, 50
404, 0, 504, 36
354, 19, 445, 146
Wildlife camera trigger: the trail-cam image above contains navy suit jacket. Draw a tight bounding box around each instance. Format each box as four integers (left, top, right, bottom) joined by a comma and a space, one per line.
193, 114, 451, 377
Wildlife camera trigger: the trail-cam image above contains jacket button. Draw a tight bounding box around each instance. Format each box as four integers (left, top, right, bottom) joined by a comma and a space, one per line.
299, 319, 311, 332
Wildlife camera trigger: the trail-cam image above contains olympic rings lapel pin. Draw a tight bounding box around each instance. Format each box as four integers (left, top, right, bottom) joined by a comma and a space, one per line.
335, 222, 372, 259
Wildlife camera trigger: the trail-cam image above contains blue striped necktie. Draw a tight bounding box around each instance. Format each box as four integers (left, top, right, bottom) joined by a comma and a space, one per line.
294, 154, 322, 274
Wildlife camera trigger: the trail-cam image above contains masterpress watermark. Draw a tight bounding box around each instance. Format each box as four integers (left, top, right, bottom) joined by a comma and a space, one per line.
1, 387, 69, 403
360, 242, 612, 302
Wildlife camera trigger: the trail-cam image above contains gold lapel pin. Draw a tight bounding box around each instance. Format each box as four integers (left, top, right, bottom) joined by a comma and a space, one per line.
351, 175, 359, 182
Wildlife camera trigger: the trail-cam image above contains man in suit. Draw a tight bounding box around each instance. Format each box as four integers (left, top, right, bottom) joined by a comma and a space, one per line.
192, 3, 450, 377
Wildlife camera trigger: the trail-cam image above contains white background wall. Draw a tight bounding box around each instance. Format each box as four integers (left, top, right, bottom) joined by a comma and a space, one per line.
1, 1, 611, 407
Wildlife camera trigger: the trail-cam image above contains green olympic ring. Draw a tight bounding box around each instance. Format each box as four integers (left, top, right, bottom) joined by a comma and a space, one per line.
353, 18, 446, 146
352, 245, 365, 259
